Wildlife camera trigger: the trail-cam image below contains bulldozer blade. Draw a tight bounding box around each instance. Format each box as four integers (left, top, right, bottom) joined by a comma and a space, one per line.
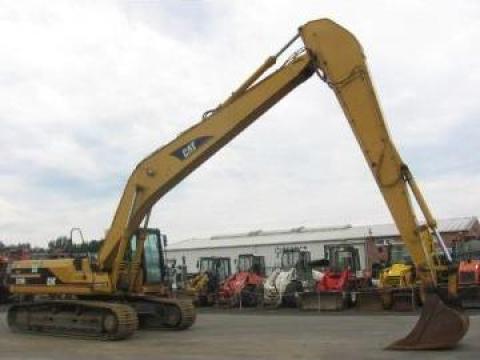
355, 289, 385, 311
459, 286, 480, 309
299, 292, 320, 311
391, 289, 417, 312
386, 292, 469, 350
300, 292, 346, 311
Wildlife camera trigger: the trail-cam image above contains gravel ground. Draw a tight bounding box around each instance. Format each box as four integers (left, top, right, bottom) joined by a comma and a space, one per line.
0, 307, 478, 360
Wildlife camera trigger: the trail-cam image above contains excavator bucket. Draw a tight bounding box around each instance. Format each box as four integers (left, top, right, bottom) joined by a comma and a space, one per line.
386, 292, 469, 350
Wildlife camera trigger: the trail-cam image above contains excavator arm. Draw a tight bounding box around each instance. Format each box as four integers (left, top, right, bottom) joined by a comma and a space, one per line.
97, 19, 468, 349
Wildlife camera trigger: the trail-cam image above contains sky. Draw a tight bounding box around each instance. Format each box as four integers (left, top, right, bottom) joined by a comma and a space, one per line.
0, 1, 479, 246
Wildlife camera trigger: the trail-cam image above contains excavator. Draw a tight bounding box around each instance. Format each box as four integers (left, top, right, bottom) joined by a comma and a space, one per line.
6, 18, 468, 349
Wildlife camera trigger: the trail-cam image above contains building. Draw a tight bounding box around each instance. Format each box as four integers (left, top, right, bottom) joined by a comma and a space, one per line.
166, 216, 480, 274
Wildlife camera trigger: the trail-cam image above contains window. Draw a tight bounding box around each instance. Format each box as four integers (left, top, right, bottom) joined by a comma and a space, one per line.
281, 250, 300, 269
200, 258, 214, 273
216, 259, 231, 282
456, 239, 480, 260
390, 245, 412, 264
238, 255, 253, 272
144, 233, 162, 284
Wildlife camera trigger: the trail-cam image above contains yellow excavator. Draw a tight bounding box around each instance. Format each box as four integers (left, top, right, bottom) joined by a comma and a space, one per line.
7, 18, 468, 349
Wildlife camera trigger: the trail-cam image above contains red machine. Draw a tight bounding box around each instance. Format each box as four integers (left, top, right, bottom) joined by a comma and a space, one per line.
218, 254, 265, 307
459, 260, 480, 283
304, 245, 365, 311
0, 255, 9, 303
456, 238, 480, 307
316, 245, 361, 310
318, 267, 351, 293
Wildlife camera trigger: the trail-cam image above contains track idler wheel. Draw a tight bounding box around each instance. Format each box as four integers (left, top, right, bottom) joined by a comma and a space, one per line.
163, 305, 182, 327
386, 292, 469, 350
103, 313, 119, 335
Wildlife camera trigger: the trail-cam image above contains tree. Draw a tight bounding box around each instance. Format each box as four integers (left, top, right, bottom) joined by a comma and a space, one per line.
48, 236, 72, 253
47, 236, 104, 255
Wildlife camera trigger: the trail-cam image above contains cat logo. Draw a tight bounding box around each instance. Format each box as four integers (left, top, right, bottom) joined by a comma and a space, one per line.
171, 136, 212, 161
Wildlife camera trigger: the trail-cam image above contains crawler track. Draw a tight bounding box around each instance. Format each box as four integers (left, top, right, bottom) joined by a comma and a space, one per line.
7, 300, 138, 340
130, 296, 196, 330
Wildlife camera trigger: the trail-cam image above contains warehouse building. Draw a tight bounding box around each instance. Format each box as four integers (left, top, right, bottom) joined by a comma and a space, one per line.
166, 216, 480, 274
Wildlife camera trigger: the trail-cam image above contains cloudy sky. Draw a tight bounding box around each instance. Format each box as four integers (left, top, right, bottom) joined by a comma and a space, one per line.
0, 1, 479, 246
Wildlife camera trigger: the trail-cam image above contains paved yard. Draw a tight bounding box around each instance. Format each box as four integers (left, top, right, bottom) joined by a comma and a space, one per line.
0, 308, 478, 360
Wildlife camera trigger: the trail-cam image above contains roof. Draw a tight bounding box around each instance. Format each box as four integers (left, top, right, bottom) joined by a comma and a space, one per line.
168, 216, 479, 251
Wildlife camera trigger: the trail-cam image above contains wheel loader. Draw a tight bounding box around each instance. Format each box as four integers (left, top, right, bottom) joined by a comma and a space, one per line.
217, 254, 265, 307
6, 18, 468, 349
378, 245, 418, 311
185, 256, 231, 306
453, 238, 480, 308
263, 247, 321, 307
458, 259, 480, 308
301, 245, 368, 311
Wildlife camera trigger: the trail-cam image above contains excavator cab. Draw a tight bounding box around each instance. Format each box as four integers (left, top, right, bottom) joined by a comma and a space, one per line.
130, 229, 167, 283
118, 228, 169, 295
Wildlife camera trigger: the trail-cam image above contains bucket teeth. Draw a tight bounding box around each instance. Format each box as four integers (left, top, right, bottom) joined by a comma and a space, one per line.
386, 293, 469, 350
